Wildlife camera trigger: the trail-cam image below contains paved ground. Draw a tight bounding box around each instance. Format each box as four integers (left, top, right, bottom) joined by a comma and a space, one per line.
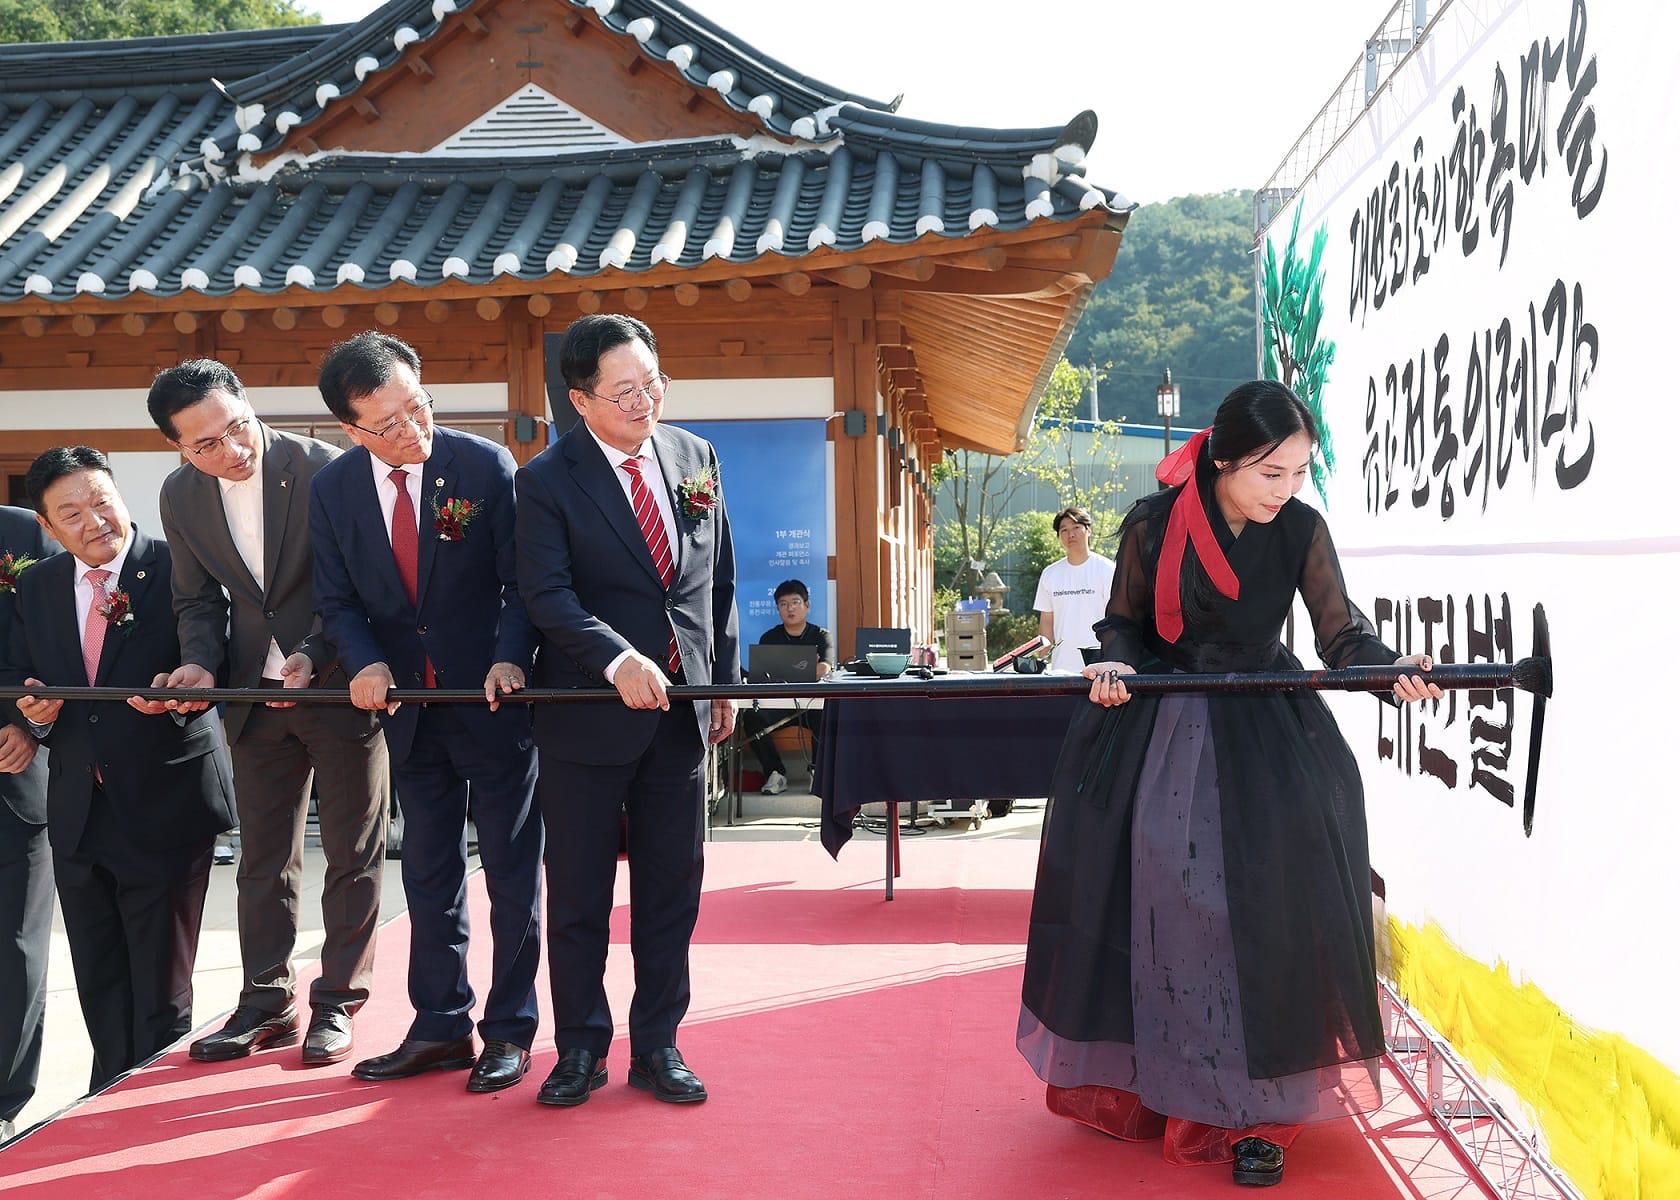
7, 782, 1044, 1140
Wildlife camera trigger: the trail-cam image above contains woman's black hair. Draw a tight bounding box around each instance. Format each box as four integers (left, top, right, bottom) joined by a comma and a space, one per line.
1176, 380, 1319, 629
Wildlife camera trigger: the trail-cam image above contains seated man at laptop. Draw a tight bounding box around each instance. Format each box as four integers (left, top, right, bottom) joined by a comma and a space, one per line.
742, 580, 833, 795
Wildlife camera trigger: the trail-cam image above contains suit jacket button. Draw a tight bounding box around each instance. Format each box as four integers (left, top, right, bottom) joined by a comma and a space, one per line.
89, 714, 98, 723
417, 625, 429, 634
664, 599, 674, 611
265, 609, 277, 619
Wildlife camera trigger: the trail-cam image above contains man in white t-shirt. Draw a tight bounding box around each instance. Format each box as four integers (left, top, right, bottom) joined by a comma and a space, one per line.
1033, 506, 1116, 674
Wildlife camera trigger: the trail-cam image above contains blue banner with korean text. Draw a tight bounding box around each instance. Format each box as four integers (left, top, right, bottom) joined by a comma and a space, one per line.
673, 419, 829, 641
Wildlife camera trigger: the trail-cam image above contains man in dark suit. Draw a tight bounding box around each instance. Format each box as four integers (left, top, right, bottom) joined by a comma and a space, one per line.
309, 331, 542, 1094
1, 448, 236, 1093
0, 506, 56, 1141
145, 360, 390, 1069
515, 313, 738, 1108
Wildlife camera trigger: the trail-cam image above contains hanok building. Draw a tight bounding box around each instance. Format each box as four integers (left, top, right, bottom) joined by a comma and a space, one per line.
0, 0, 1129, 649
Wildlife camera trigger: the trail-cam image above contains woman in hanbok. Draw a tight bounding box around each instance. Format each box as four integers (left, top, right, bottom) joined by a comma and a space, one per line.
1017, 380, 1441, 1188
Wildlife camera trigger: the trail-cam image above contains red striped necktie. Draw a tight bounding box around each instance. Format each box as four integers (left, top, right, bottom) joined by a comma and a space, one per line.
388, 468, 435, 687
620, 456, 681, 675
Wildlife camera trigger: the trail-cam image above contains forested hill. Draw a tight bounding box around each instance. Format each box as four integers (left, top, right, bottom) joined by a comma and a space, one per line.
1064, 190, 1257, 430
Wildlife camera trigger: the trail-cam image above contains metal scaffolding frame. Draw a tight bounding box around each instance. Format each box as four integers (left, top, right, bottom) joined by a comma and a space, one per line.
1381, 980, 1583, 1199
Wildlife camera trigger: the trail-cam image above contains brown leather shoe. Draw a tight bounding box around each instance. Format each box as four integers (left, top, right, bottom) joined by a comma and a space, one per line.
350, 1037, 476, 1081
628, 1047, 707, 1103
302, 1009, 353, 1067
466, 1040, 531, 1093
536, 1049, 606, 1107
189, 1006, 300, 1062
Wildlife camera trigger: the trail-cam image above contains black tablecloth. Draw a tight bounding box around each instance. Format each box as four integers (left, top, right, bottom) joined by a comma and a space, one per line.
812, 684, 1083, 856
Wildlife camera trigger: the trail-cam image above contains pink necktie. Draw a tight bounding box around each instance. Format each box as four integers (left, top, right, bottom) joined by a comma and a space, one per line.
388, 469, 435, 687
620, 457, 680, 674
81, 568, 112, 685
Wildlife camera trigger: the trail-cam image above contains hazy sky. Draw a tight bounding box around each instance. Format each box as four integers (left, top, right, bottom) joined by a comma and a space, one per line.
303, 0, 1396, 205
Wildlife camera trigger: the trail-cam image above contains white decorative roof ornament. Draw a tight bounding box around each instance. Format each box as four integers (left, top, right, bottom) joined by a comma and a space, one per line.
707, 69, 736, 95
587, 0, 616, 15
275, 111, 301, 134
181, 267, 211, 290
22, 275, 51, 296
627, 17, 657, 43
703, 215, 737, 260
860, 219, 889, 243
431, 84, 629, 156
665, 44, 694, 71
1024, 153, 1059, 184
393, 26, 419, 50
747, 94, 775, 120
233, 265, 263, 288
128, 268, 159, 290
915, 214, 945, 236
756, 220, 785, 255
315, 83, 341, 110
286, 265, 317, 287
235, 103, 265, 132
431, 0, 458, 22
336, 262, 366, 284
652, 220, 689, 265
545, 243, 580, 273
75, 272, 106, 294
807, 224, 836, 252
968, 208, 998, 230
441, 256, 470, 279
389, 259, 418, 281
492, 252, 522, 276
354, 55, 381, 81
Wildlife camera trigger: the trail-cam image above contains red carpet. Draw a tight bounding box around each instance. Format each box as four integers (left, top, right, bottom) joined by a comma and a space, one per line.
0, 842, 1485, 1199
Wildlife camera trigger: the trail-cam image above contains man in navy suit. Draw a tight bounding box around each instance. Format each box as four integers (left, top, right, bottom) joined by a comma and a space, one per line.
2, 448, 236, 1093
309, 332, 542, 1094
0, 506, 56, 1141
516, 313, 738, 1108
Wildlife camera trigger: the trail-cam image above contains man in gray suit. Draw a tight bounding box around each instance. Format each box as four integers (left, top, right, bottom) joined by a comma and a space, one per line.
0, 506, 55, 1141
146, 361, 390, 1068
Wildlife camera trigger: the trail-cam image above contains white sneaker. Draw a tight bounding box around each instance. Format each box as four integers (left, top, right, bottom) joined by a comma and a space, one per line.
761, 770, 788, 795
1, 1117, 15, 1143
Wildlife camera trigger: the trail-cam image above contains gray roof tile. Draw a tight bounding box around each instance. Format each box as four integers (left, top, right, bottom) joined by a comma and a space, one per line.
0, 1, 1129, 307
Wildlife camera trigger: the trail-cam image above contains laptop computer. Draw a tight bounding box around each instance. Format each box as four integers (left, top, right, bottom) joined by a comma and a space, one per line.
747, 643, 822, 683
854, 627, 912, 658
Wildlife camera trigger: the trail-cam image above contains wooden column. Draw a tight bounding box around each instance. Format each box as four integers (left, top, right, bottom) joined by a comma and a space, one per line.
504, 303, 547, 466
830, 290, 882, 654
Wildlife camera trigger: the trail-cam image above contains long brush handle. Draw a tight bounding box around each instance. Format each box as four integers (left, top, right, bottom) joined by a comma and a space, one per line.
0, 658, 1550, 705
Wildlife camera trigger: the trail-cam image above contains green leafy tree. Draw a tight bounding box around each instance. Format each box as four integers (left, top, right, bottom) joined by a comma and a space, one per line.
0, 0, 317, 42
1260, 205, 1337, 498
1066, 190, 1258, 429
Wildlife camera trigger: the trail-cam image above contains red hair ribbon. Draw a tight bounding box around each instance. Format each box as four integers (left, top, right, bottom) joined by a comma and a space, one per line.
1153, 429, 1239, 643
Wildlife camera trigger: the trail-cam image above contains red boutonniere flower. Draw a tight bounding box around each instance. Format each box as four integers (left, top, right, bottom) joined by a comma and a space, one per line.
0, 553, 37, 594
677, 468, 719, 522
430, 495, 480, 541
99, 587, 135, 634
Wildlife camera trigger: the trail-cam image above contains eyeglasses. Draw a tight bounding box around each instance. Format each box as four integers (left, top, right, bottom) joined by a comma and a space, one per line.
349, 392, 435, 442
582, 374, 671, 412
182, 415, 256, 458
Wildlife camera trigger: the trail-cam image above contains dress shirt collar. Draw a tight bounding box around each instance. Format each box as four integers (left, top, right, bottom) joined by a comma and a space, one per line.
215, 451, 265, 498
585, 422, 654, 473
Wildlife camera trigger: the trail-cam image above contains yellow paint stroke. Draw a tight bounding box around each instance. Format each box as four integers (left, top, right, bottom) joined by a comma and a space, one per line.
1388, 920, 1680, 1200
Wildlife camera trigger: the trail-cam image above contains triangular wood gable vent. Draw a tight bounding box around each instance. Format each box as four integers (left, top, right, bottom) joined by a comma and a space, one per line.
432, 83, 630, 155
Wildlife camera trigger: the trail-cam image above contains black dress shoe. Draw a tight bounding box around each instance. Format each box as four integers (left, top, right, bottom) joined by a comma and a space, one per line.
1232, 1137, 1284, 1187
351, 1036, 476, 1081
537, 1049, 606, 1107
628, 1047, 707, 1104
302, 1009, 353, 1066
189, 1005, 300, 1062
466, 1039, 532, 1093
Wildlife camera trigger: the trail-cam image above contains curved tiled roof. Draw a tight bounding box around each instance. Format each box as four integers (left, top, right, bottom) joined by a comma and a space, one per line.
0, 0, 1128, 307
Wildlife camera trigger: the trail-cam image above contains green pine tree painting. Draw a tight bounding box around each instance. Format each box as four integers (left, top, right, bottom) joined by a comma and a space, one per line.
1261, 207, 1338, 501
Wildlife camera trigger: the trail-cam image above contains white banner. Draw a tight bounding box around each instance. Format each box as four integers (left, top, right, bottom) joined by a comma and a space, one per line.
1261, 1, 1679, 1183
